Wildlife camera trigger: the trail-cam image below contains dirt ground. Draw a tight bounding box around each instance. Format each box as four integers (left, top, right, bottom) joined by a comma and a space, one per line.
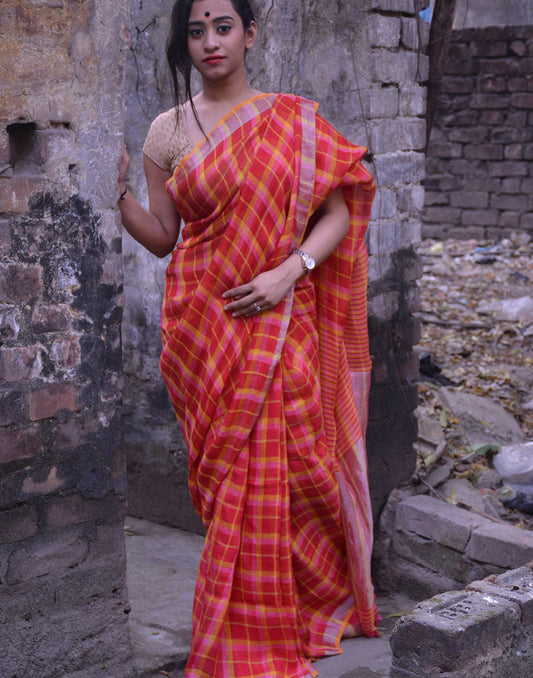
414, 233, 533, 524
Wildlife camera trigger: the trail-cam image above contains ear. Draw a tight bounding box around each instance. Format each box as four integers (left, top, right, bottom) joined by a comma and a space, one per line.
244, 20, 257, 50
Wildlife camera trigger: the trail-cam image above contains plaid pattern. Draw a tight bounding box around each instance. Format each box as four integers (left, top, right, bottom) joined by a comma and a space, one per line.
160, 94, 378, 678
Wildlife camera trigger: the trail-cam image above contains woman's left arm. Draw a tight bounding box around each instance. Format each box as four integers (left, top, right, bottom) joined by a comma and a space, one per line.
223, 186, 350, 317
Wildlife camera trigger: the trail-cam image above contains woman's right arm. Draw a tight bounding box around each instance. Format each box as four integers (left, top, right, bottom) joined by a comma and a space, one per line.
118, 148, 181, 258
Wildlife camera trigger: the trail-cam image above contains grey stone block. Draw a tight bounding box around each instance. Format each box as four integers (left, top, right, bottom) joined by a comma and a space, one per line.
362, 85, 399, 119
393, 529, 470, 583
395, 495, 485, 552
387, 556, 460, 600
370, 0, 416, 13
368, 15, 401, 49
371, 51, 429, 85
390, 590, 522, 676
373, 151, 426, 187
370, 118, 426, 154
467, 563, 533, 625
399, 84, 427, 117
466, 521, 533, 569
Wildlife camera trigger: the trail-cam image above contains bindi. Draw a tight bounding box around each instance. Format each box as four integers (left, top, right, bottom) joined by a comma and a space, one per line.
205, 11, 210, 17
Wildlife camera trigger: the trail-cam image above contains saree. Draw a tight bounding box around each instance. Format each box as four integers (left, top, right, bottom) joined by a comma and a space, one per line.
160, 93, 378, 678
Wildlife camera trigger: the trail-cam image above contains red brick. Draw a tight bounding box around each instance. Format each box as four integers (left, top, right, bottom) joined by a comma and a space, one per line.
6, 527, 88, 584
472, 41, 508, 58
479, 58, 519, 76
464, 144, 503, 161
440, 78, 474, 95
479, 110, 506, 125
0, 388, 27, 426
29, 382, 79, 421
470, 93, 507, 110
0, 263, 43, 302
511, 92, 533, 108
0, 426, 42, 463
50, 336, 81, 369
32, 304, 71, 334
0, 176, 45, 214
53, 411, 99, 452
479, 76, 507, 93
488, 161, 528, 177
507, 76, 528, 92
47, 494, 119, 529
517, 58, 533, 75
0, 505, 38, 544
450, 191, 489, 209
0, 219, 11, 256
0, 345, 42, 382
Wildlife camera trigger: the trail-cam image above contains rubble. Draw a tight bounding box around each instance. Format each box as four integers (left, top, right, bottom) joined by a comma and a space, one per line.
413, 235, 533, 525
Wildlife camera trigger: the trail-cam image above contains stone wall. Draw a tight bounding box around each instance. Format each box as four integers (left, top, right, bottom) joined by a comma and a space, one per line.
0, 2, 131, 676
424, 25, 533, 240
123, 0, 429, 529
454, 0, 533, 28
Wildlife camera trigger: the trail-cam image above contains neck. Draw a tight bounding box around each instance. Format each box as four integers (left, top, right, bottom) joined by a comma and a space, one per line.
200, 73, 255, 105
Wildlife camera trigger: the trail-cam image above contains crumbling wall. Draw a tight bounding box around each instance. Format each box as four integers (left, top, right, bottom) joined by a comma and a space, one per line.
123, 0, 429, 529
424, 25, 533, 240
0, 2, 130, 676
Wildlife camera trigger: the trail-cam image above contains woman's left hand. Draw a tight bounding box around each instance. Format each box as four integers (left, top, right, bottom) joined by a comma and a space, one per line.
222, 260, 301, 318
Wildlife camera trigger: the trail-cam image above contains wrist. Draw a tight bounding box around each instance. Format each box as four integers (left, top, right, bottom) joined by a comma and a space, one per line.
279, 252, 305, 284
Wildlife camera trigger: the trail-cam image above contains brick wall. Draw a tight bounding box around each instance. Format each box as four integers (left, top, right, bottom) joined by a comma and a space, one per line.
123, 0, 428, 526
424, 25, 533, 240
0, 2, 130, 676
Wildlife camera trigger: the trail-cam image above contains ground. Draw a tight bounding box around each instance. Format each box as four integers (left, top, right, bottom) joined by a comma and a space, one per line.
414, 233, 533, 524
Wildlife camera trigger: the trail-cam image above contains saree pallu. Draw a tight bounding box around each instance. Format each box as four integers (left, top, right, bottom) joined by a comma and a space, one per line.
160, 93, 378, 678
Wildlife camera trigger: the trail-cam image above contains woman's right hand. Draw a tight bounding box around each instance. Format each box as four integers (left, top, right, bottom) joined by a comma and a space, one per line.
118, 144, 130, 192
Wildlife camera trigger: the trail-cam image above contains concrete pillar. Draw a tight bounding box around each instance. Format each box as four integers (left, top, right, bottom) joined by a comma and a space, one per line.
0, 2, 131, 675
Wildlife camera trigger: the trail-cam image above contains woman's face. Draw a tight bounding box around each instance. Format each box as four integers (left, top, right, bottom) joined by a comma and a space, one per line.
187, 0, 257, 83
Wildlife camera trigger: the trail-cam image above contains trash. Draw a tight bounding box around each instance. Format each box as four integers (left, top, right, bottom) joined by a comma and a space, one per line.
493, 442, 533, 485
414, 236, 533, 527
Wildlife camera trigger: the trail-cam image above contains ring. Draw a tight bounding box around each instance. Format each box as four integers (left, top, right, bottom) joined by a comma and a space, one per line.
254, 303, 262, 312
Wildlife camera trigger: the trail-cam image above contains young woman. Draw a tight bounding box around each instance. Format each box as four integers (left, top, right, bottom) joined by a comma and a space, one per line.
118, 1, 379, 676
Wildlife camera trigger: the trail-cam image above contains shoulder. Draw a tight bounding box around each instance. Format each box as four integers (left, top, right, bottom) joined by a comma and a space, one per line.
275, 92, 319, 110
147, 107, 180, 135
144, 106, 193, 173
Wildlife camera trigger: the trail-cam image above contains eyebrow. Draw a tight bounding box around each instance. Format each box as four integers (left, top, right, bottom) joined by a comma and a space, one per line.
187, 15, 235, 26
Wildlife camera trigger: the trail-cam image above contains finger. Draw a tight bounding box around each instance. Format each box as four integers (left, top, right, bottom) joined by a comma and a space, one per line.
222, 284, 251, 300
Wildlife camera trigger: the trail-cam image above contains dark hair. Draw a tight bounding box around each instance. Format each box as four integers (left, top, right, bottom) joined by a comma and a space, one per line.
166, 0, 255, 115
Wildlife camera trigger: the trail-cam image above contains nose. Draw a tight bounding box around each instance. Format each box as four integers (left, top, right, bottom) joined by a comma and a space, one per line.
204, 27, 220, 51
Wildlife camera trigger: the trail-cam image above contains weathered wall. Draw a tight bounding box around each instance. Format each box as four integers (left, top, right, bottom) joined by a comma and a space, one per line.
123, 0, 429, 528
0, 2, 131, 676
424, 25, 533, 240
454, 0, 533, 28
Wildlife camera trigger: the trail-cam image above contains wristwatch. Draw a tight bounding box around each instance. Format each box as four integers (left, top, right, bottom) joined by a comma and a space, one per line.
292, 249, 316, 274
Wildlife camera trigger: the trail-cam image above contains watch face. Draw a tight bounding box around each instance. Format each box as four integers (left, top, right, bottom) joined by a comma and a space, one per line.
305, 255, 316, 270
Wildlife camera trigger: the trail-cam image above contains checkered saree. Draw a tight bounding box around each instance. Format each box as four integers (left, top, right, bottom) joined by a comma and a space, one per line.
160, 93, 378, 677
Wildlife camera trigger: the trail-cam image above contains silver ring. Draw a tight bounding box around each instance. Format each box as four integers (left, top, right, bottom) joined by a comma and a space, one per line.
254, 303, 261, 312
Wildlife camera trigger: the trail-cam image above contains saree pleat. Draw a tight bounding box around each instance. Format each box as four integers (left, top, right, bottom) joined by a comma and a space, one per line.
159, 93, 378, 678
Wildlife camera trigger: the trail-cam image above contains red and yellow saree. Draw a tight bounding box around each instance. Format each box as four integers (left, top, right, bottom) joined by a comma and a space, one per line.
160, 93, 378, 678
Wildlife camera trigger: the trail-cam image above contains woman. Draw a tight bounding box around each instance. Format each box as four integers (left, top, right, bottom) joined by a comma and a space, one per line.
118, 1, 378, 676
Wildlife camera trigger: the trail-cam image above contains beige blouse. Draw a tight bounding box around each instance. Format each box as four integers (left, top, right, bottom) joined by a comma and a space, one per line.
142, 107, 195, 174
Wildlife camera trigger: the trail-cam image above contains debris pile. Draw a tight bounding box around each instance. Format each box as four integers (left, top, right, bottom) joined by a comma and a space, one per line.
414, 234, 533, 526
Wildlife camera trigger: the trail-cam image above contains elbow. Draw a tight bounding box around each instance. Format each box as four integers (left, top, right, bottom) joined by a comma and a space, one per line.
153, 244, 174, 258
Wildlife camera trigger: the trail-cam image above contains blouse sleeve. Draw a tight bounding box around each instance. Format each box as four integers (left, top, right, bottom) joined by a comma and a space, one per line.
143, 108, 194, 174
143, 110, 174, 172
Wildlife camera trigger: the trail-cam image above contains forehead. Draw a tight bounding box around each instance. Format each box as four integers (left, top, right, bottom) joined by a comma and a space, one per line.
189, 0, 237, 21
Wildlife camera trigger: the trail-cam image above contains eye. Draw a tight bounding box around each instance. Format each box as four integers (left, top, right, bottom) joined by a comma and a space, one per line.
217, 24, 232, 34
188, 28, 204, 38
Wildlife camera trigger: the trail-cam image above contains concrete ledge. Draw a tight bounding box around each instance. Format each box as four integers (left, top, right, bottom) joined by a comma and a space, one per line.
390, 564, 533, 677
377, 492, 533, 597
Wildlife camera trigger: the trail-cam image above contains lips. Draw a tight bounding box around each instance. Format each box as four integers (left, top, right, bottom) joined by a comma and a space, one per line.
204, 55, 224, 64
